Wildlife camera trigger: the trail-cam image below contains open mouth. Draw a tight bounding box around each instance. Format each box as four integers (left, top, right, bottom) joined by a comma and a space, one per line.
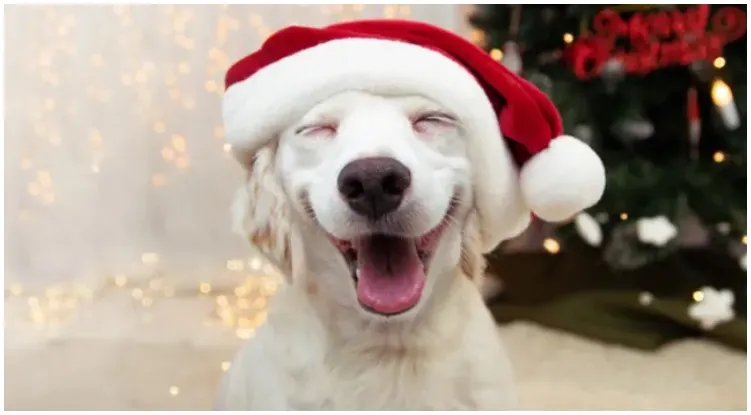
331, 218, 448, 317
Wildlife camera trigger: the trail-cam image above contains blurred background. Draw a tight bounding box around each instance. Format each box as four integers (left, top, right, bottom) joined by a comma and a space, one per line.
4, 4, 746, 411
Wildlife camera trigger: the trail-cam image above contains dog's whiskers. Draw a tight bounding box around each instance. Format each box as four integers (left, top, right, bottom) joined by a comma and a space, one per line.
299, 192, 318, 222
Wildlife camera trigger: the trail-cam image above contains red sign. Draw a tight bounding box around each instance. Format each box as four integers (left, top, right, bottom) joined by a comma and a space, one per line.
567, 5, 747, 80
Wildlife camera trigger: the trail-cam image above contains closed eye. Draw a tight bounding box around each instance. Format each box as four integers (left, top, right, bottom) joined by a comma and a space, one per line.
294, 123, 338, 138
411, 111, 458, 133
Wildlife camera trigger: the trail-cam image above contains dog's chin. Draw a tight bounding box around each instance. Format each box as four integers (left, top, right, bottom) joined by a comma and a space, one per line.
325, 203, 457, 319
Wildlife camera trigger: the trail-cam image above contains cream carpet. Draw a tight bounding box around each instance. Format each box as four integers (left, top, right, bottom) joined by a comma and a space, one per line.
5, 291, 747, 410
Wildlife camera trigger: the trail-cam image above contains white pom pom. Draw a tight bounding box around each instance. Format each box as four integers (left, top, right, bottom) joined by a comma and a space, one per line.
520, 135, 606, 222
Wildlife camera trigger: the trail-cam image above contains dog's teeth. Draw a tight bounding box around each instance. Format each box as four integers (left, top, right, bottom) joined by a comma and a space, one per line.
355, 268, 361, 279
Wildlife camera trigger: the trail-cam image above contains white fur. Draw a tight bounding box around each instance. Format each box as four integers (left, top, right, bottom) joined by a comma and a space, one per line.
520, 135, 606, 222
216, 92, 517, 410
231, 148, 292, 277
281, 92, 467, 243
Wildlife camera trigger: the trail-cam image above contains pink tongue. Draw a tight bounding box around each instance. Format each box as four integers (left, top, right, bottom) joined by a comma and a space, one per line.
356, 235, 425, 315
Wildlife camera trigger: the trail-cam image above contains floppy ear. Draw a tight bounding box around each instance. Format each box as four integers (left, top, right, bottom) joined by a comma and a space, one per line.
460, 210, 488, 285
231, 146, 292, 279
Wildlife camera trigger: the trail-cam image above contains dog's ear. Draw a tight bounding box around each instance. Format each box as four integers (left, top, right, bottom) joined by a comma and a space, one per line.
231, 146, 292, 280
460, 211, 487, 285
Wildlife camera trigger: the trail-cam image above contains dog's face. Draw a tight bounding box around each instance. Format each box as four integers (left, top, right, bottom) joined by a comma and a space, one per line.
271, 91, 473, 319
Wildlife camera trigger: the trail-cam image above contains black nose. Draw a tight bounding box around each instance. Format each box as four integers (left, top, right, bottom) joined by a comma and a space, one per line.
337, 157, 412, 220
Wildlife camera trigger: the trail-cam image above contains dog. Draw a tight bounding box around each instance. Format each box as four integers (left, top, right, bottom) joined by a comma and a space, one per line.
215, 91, 518, 410
213, 19, 605, 411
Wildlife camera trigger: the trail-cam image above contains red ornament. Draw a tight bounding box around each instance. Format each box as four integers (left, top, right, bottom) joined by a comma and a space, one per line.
568, 5, 747, 80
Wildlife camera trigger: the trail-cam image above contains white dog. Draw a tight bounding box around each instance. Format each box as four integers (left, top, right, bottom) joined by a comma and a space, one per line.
217, 91, 518, 410
214, 20, 605, 411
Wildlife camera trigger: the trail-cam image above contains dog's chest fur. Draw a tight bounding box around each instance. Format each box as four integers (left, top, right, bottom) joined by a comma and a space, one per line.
216, 282, 516, 410
292, 339, 482, 410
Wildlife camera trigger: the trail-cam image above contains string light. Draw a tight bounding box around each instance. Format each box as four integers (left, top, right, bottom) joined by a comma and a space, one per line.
693, 290, 704, 302
205, 80, 218, 93
114, 275, 128, 287
619, 212, 628, 220
249, 257, 263, 271
712, 151, 726, 163
10, 283, 24, 296
638, 292, 654, 306
199, 282, 212, 294
141, 252, 160, 265
226, 259, 244, 271
161, 147, 176, 161
169, 386, 180, 396
469, 29, 485, 46
235, 328, 255, 339
489, 48, 503, 61
713, 56, 726, 69
221, 361, 231, 371
563, 33, 574, 44
742, 235, 747, 245
171, 134, 187, 152
234, 285, 249, 297
7, 262, 283, 336
543, 238, 561, 254
711, 78, 740, 129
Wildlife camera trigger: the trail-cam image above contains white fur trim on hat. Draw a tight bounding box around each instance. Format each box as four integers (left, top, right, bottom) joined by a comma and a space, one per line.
519, 135, 606, 222
223, 38, 531, 252
223, 38, 497, 153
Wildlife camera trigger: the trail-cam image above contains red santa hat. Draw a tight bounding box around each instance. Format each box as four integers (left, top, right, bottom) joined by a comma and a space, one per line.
223, 19, 605, 252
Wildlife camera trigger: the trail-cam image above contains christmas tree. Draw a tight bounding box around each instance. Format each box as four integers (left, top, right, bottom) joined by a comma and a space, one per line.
471, 5, 747, 350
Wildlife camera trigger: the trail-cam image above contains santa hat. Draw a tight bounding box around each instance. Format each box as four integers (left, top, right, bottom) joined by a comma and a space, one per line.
223, 20, 605, 252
